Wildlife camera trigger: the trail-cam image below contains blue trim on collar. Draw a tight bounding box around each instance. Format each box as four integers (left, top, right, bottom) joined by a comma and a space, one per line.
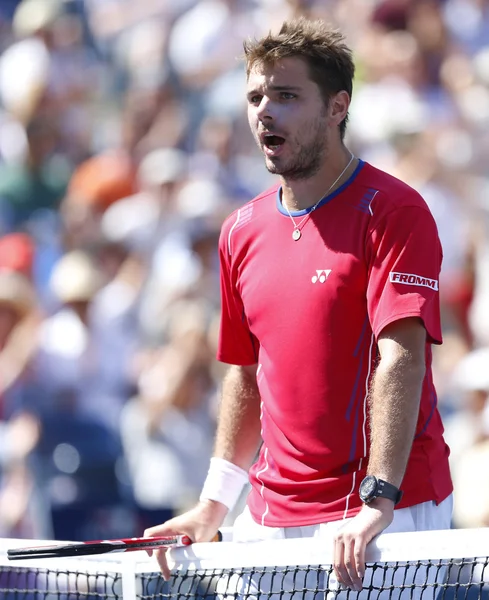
276, 159, 365, 216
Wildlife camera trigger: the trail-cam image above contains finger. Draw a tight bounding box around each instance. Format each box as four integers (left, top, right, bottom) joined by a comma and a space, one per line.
347, 536, 364, 591
143, 528, 153, 557
155, 548, 172, 581
341, 535, 359, 590
354, 534, 366, 584
144, 525, 175, 538
333, 534, 354, 590
143, 526, 176, 557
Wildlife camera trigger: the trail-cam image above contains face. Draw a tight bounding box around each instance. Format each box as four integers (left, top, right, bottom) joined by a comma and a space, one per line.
247, 57, 331, 180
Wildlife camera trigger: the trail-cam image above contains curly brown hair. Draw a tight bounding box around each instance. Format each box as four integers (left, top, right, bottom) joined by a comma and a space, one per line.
243, 17, 355, 138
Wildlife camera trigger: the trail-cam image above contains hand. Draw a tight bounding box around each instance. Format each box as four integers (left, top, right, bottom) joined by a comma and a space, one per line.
333, 498, 395, 591
144, 499, 228, 580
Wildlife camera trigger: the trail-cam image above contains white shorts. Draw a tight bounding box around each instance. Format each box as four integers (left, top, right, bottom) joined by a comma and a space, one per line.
218, 495, 453, 600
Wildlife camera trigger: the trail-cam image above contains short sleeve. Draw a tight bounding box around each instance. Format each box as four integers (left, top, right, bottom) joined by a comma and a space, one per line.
217, 230, 259, 365
366, 205, 443, 344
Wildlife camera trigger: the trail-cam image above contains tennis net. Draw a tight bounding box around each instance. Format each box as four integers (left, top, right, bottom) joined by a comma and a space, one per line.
0, 527, 487, 599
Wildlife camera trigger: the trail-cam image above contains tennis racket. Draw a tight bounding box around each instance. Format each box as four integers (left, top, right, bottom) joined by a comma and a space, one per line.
7, 531, 222, 560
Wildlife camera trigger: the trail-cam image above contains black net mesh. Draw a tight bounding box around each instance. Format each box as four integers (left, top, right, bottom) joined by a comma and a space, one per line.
0, 550, 488, 599
0, 566, 122, 598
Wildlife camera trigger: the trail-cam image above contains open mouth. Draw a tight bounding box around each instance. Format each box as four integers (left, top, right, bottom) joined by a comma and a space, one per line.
262, 133, 286, 150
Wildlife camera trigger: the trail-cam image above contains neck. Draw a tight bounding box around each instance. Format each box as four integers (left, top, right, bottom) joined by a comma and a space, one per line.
281, 147, 356, 212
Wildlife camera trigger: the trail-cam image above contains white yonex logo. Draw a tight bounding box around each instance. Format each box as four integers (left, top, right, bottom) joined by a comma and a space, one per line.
390, 272, 438, 291
311, 270, 331, 284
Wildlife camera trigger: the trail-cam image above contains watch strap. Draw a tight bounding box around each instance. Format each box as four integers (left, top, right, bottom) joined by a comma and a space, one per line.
376, 478, 403, 505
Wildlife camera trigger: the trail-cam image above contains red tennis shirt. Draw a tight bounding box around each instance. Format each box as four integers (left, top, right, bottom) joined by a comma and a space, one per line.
217, 161, 452, 527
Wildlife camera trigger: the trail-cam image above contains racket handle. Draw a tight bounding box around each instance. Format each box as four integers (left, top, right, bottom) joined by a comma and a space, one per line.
181, 530, 223, 546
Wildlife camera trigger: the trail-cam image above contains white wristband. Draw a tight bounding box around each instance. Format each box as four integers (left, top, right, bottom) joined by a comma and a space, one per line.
199, 457, 249, 512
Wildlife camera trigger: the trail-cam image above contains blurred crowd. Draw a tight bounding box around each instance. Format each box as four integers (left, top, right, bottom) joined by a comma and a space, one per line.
0, 0, 487, 542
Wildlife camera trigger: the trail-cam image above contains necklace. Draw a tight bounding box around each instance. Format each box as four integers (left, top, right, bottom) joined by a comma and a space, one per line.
283, 152, 355, 241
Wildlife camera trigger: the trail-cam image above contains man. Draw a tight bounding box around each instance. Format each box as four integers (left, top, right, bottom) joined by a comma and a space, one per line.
145, 17, 453, 595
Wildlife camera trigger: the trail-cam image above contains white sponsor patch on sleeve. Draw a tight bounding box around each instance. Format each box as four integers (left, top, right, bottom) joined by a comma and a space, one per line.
389, 271, 439, 291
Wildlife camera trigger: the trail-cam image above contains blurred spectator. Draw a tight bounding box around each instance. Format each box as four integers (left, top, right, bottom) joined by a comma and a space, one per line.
26, 250, 137, 539
61, 149, 137, 249
66, 151, 137, 215
137, 177, 225, 342
120, 297, 218, 529
452, 439, 489, 528
168, 0, 254, 91
445, 347, 489, 460
0, 270, 38, 404
0, 115, 71, 234
467, 189, 489, 347
0, 270, 43, 538
100, 146, 188, 256
32, 249, 127, 426
448, 347, 489, 528
0, 233, 35, 278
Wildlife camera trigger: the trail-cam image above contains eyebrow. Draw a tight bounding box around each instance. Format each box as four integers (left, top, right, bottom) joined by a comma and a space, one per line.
269, 85, 302, 91
247, 85, 302, 96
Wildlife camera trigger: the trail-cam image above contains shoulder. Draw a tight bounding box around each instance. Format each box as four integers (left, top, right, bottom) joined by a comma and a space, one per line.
358, 162, 431, 217
219, 184, 279, 249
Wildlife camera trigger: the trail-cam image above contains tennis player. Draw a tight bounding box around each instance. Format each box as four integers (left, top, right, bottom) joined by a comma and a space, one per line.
145, 17, 453, 597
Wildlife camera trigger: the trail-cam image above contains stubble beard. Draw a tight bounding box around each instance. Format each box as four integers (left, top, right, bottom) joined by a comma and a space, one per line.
263, 114, 329, 181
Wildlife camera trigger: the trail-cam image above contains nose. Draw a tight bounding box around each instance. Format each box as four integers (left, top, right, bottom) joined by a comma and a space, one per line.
256, 97, 273, 121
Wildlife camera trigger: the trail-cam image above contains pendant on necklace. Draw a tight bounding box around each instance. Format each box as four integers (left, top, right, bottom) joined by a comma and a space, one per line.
292, 229, 301, 241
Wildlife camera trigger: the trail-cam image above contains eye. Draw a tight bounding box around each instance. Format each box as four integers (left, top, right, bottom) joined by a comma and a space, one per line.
280, 92, 296, 100
248, 94, 262, 105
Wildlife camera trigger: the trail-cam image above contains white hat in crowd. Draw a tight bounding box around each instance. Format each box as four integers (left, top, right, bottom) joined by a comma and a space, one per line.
452, 347, 489, 393
50, 251, 101, 304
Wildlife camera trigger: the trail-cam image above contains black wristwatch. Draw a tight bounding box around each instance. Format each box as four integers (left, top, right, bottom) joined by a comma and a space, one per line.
359, 475, 403, 505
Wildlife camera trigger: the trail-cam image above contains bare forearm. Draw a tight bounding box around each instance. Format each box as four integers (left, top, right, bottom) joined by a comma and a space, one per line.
213, 364, 262, 470
367, 353, 425, 487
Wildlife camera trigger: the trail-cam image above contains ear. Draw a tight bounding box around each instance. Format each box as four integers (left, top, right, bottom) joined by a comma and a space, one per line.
328, 91, 350, 129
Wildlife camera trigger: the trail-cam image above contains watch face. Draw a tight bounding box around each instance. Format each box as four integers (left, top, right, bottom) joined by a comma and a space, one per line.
360, 476, 377, 500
